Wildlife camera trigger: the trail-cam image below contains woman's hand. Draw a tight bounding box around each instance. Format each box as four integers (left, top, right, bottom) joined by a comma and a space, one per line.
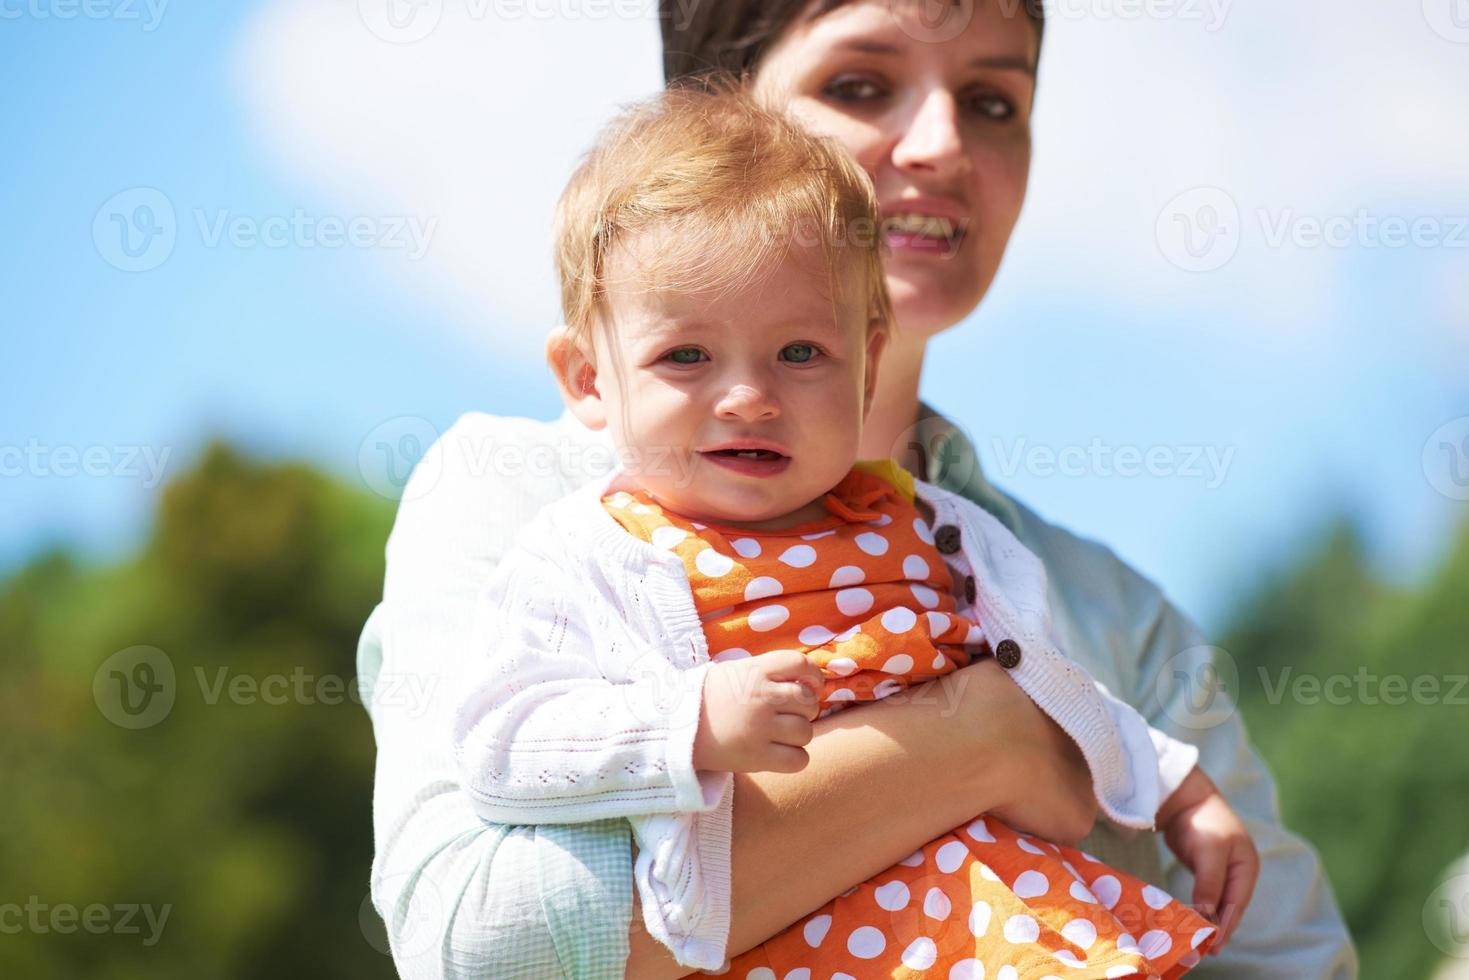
959, 656, 1099, 845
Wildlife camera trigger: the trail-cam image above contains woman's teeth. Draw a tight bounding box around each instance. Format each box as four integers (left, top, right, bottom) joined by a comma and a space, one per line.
882, 213, 958, 239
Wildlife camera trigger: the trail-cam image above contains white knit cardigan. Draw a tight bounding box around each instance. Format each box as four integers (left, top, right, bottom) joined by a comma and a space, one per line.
451, 466, 1200, 971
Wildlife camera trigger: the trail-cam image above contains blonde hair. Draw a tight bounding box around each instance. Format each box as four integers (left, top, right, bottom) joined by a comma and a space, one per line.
553, 79, 895, 352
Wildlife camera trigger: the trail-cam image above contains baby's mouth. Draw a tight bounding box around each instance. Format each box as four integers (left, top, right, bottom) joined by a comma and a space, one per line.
704, 449, 786, 461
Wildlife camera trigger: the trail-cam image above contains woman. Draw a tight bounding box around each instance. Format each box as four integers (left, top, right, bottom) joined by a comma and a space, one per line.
356, 2, 1356, 977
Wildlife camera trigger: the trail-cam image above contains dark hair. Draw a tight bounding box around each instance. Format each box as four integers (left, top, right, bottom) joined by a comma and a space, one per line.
660, 0, 1044, 87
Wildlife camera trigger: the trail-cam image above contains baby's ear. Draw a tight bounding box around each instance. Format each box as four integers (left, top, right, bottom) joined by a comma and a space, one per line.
862, 321, 888, 420
545, 325, 608, 431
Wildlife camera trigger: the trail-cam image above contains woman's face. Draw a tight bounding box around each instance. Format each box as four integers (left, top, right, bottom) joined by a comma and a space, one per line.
752, 0, 1038, 338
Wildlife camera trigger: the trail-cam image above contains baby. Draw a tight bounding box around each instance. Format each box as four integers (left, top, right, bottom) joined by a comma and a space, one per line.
452, 85, 1254, 978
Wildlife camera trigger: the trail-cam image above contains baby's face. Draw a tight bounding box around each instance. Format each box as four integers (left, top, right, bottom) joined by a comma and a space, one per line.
587, 233, 884, 531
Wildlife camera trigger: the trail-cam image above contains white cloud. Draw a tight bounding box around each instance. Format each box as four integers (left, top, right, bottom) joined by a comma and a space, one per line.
234, 0, 1469, 354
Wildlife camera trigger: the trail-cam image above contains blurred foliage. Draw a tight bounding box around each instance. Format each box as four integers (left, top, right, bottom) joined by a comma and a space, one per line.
1, 441, 1464, 977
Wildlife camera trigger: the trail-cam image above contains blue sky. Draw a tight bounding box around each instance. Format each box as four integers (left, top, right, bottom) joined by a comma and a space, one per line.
4, 0, 1467, 631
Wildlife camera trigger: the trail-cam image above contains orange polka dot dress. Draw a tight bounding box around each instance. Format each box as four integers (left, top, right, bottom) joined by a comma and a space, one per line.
603, 461, 1218, 979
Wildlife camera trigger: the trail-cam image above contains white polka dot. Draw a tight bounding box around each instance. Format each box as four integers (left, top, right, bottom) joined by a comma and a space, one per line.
691, 522, 706, 530
1053, 950, 1085, 967
880, 654, 914, 675
948, 959, 985, 980
629, 502, 654, 514
854, 531, 889, 556
931, 652, 947, 669
828, 565, 864, 587
801, 529, 836, 540
899, 850, 925, 867
882, 607, 918, 634
997, 967, 1019, 980
604, 495, 629, 509
902, 555, 930, 579
926, 611, 952, 637
1015, 836, 1046, 855
977, 862, 1001, 882
1080, 850, 1101, 863
826, 688, 856, 702
1090, 875, 1122, 910
866, 512, 894, 527
731, 537, 761, 558
778, 545, 817, 568
835, 588, 874, 616
834, 624, 860, 642
798, 625, 835, 646
712, 648, 752, 662
1061, 918, 1097, 951
1191, 926, 1217, 949
913, 518, 934, 544
968, 900, 991, 937
901, 937, 938, 970
782, 970, 811, 980
802, 914, 831, 948
1115, 933, 1139, 954
833, 974, 857, 980
924, 887, 952, 920
1069, 881, 1098, 903
964, 623, 985, 645
1141, 884, 1172, 910
744, 577, 783, 601
847, 926, 886, 959
827, 657, 858, 676
744, 969, 775, 980
874, 880, 910, 911
1104, 968, 1139, 978
1002, 914, 1039, 944
695, 548, 735, 577
1012, 870, 1050, 899
935, 840, 969, 873
1179, 950, 1202, 968
652, 526, 688, 550
748, 604, 790, 632
1061, 860, 1082, 881
1137, 930, 1173, 960
965, 817, 996, 843
910, 584, 940, 609
872, 678, 903, 699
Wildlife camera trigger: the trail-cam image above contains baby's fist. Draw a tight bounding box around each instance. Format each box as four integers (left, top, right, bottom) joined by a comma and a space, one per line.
693, 651, 825, 774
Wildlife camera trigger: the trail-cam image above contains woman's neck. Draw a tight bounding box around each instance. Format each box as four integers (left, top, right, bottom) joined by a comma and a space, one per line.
859, 333, 928, 477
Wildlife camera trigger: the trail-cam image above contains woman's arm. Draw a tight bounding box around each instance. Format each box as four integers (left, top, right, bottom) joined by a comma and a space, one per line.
624, 655, 1096, 979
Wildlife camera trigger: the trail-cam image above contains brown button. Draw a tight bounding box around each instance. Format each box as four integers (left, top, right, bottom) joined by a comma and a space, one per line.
995, 639, 1022, 669
964, 575, 976, 604
934, 524, 961, 554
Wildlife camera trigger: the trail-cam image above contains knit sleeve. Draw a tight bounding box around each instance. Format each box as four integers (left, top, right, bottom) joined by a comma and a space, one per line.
452, 535, 730, 825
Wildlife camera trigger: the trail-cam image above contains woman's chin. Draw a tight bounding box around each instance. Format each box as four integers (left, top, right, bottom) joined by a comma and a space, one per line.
885, 273, 981, 338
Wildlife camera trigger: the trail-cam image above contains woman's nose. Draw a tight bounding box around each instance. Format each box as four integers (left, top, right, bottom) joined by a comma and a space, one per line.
715, 381, 779, 422
891, 88, 969, 179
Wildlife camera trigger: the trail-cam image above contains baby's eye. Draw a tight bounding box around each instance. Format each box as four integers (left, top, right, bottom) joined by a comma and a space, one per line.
781, 343, 820, 363
665, 347, 706, 365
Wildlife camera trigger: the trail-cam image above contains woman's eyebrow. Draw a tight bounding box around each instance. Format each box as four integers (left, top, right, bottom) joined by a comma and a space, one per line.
831, 39, 1036, 76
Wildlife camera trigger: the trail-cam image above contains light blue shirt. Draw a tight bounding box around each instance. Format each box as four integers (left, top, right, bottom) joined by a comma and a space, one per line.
356, 403, 1358, 979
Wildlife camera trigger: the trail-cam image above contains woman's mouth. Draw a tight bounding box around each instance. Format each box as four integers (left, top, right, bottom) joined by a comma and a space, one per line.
700, 448, 791, 478
882, 213, 966, 258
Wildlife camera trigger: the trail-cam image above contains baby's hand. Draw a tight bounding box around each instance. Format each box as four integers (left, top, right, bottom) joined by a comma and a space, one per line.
1158, 766, 1260, 954
693, 651, 825, 774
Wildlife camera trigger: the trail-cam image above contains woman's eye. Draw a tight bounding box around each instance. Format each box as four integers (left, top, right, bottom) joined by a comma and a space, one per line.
665, 348, 706, 365
823, 75, 886, 103
781, 343, 819, 363
963, 91, 1016, 121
